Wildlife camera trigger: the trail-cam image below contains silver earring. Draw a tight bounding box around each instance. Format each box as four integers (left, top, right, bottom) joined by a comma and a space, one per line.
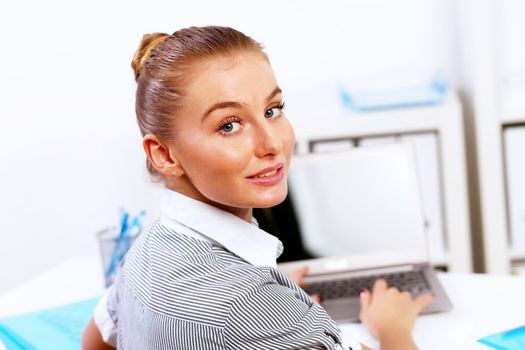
171, 170, 177, 176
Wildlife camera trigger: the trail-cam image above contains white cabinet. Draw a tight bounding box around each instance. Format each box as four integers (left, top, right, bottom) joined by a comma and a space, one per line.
459, 0, 525, 273
286, 89, 472, 272
504, 126, 525, 257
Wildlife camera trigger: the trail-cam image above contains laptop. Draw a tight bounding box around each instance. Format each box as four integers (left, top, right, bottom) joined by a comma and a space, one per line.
278, 143, 453, 323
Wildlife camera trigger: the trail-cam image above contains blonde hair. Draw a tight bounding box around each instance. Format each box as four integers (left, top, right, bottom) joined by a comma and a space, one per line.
131, 33, 169, 81
131, 26, 267, 180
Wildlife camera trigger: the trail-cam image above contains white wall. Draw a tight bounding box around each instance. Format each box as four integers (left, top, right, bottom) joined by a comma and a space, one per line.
0, 0, 459, 293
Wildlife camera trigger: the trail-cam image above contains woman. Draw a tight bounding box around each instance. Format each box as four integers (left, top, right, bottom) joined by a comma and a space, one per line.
82, 26, 433, 350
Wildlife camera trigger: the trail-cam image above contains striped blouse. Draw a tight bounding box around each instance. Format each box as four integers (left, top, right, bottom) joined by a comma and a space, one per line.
95, 190, 361, 349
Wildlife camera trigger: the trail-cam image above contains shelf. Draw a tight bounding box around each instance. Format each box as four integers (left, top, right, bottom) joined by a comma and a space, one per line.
509, 249, 525, 261
500, 115, 525, 125
465, 0, 525, 274
288, 92, 461, 144
510, 260, 525, 277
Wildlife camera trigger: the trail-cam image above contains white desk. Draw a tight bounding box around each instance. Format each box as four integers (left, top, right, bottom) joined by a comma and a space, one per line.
1, 257, 524, 349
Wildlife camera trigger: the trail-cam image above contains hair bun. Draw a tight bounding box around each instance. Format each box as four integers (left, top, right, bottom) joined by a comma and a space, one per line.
131, 33, 169, 81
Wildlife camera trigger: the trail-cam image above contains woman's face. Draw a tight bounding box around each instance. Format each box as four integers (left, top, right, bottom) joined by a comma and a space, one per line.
168, 52, 295, 218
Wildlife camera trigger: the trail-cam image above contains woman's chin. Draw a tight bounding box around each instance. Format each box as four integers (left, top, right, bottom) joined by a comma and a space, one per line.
253, 187, 288, 208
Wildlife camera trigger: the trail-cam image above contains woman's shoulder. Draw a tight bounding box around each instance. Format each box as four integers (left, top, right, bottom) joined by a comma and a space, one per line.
117, 220, 274, 317
122, 219, 220, 283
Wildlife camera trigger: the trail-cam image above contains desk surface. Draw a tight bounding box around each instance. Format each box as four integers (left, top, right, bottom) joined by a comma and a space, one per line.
0, 257, 524, 350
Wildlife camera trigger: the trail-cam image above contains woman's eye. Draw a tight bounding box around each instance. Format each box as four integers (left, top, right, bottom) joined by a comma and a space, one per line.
265, 108, 278, 118
221, 121, 241, 133
265, 103, 285, 118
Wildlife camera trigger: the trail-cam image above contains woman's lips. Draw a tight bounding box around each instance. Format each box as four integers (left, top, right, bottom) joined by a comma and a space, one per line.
246, 163, 285, 186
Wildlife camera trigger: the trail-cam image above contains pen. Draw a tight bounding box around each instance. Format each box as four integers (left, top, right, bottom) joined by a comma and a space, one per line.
105, 209, 130, 280
105, 210, 145, 284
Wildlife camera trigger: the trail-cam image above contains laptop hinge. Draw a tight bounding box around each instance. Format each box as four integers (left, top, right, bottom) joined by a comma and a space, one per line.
304, 264, 418, 283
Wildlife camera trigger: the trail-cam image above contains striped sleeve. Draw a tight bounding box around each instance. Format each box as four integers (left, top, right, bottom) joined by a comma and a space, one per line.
224, 280, 344, 350
93, 287, 117, 346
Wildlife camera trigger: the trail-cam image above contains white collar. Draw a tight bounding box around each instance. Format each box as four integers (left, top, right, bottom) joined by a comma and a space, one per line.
159, 189, 282, 268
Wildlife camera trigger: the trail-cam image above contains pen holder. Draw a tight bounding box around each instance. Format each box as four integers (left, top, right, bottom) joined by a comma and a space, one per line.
96, 226, 140, 287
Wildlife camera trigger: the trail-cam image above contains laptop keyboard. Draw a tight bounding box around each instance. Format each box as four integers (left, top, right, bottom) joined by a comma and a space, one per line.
303, 270, 431, 300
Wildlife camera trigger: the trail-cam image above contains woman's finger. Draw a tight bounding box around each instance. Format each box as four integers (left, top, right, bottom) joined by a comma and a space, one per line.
309, 294, 321, 303
414, 293, 435, 313
372, 278, 388, 294
359, 289, 371, 311
288, 266, 309, 287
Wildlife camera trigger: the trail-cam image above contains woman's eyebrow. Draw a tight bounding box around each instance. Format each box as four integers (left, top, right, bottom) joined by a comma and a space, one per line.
202, 101, 243, 121
201, 87, 282, 121
265, 87, 282, 102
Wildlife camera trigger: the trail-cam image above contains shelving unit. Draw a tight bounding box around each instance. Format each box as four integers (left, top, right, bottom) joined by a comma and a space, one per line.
285, 89, 472, 273
461, 0, 525, 274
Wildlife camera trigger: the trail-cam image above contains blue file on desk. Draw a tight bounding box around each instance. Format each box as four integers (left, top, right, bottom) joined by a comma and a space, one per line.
0, 297, 100, 350
478, 325, 525, 349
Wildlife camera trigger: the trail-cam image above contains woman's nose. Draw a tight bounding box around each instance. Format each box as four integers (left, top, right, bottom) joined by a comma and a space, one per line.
254, 122, 281, 158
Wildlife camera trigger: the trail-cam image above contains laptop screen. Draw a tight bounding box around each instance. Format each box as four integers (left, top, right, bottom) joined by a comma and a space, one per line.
287, 143, 428, 270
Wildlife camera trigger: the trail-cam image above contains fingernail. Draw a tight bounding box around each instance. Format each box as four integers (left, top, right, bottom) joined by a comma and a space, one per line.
310, 294, 321, 303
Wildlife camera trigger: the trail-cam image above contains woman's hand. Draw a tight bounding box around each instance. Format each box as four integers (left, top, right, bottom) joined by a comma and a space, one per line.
82, 318, 116, 350
359, 279, 434, 349
288, 266, 321, 303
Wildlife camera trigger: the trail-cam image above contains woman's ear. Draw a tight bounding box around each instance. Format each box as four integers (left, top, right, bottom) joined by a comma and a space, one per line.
143, 134, 185, 177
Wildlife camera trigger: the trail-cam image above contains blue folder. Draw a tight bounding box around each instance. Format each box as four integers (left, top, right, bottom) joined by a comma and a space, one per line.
478, 325, 525, 350
340, 78, 449, 112
0, 297, 100, 350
